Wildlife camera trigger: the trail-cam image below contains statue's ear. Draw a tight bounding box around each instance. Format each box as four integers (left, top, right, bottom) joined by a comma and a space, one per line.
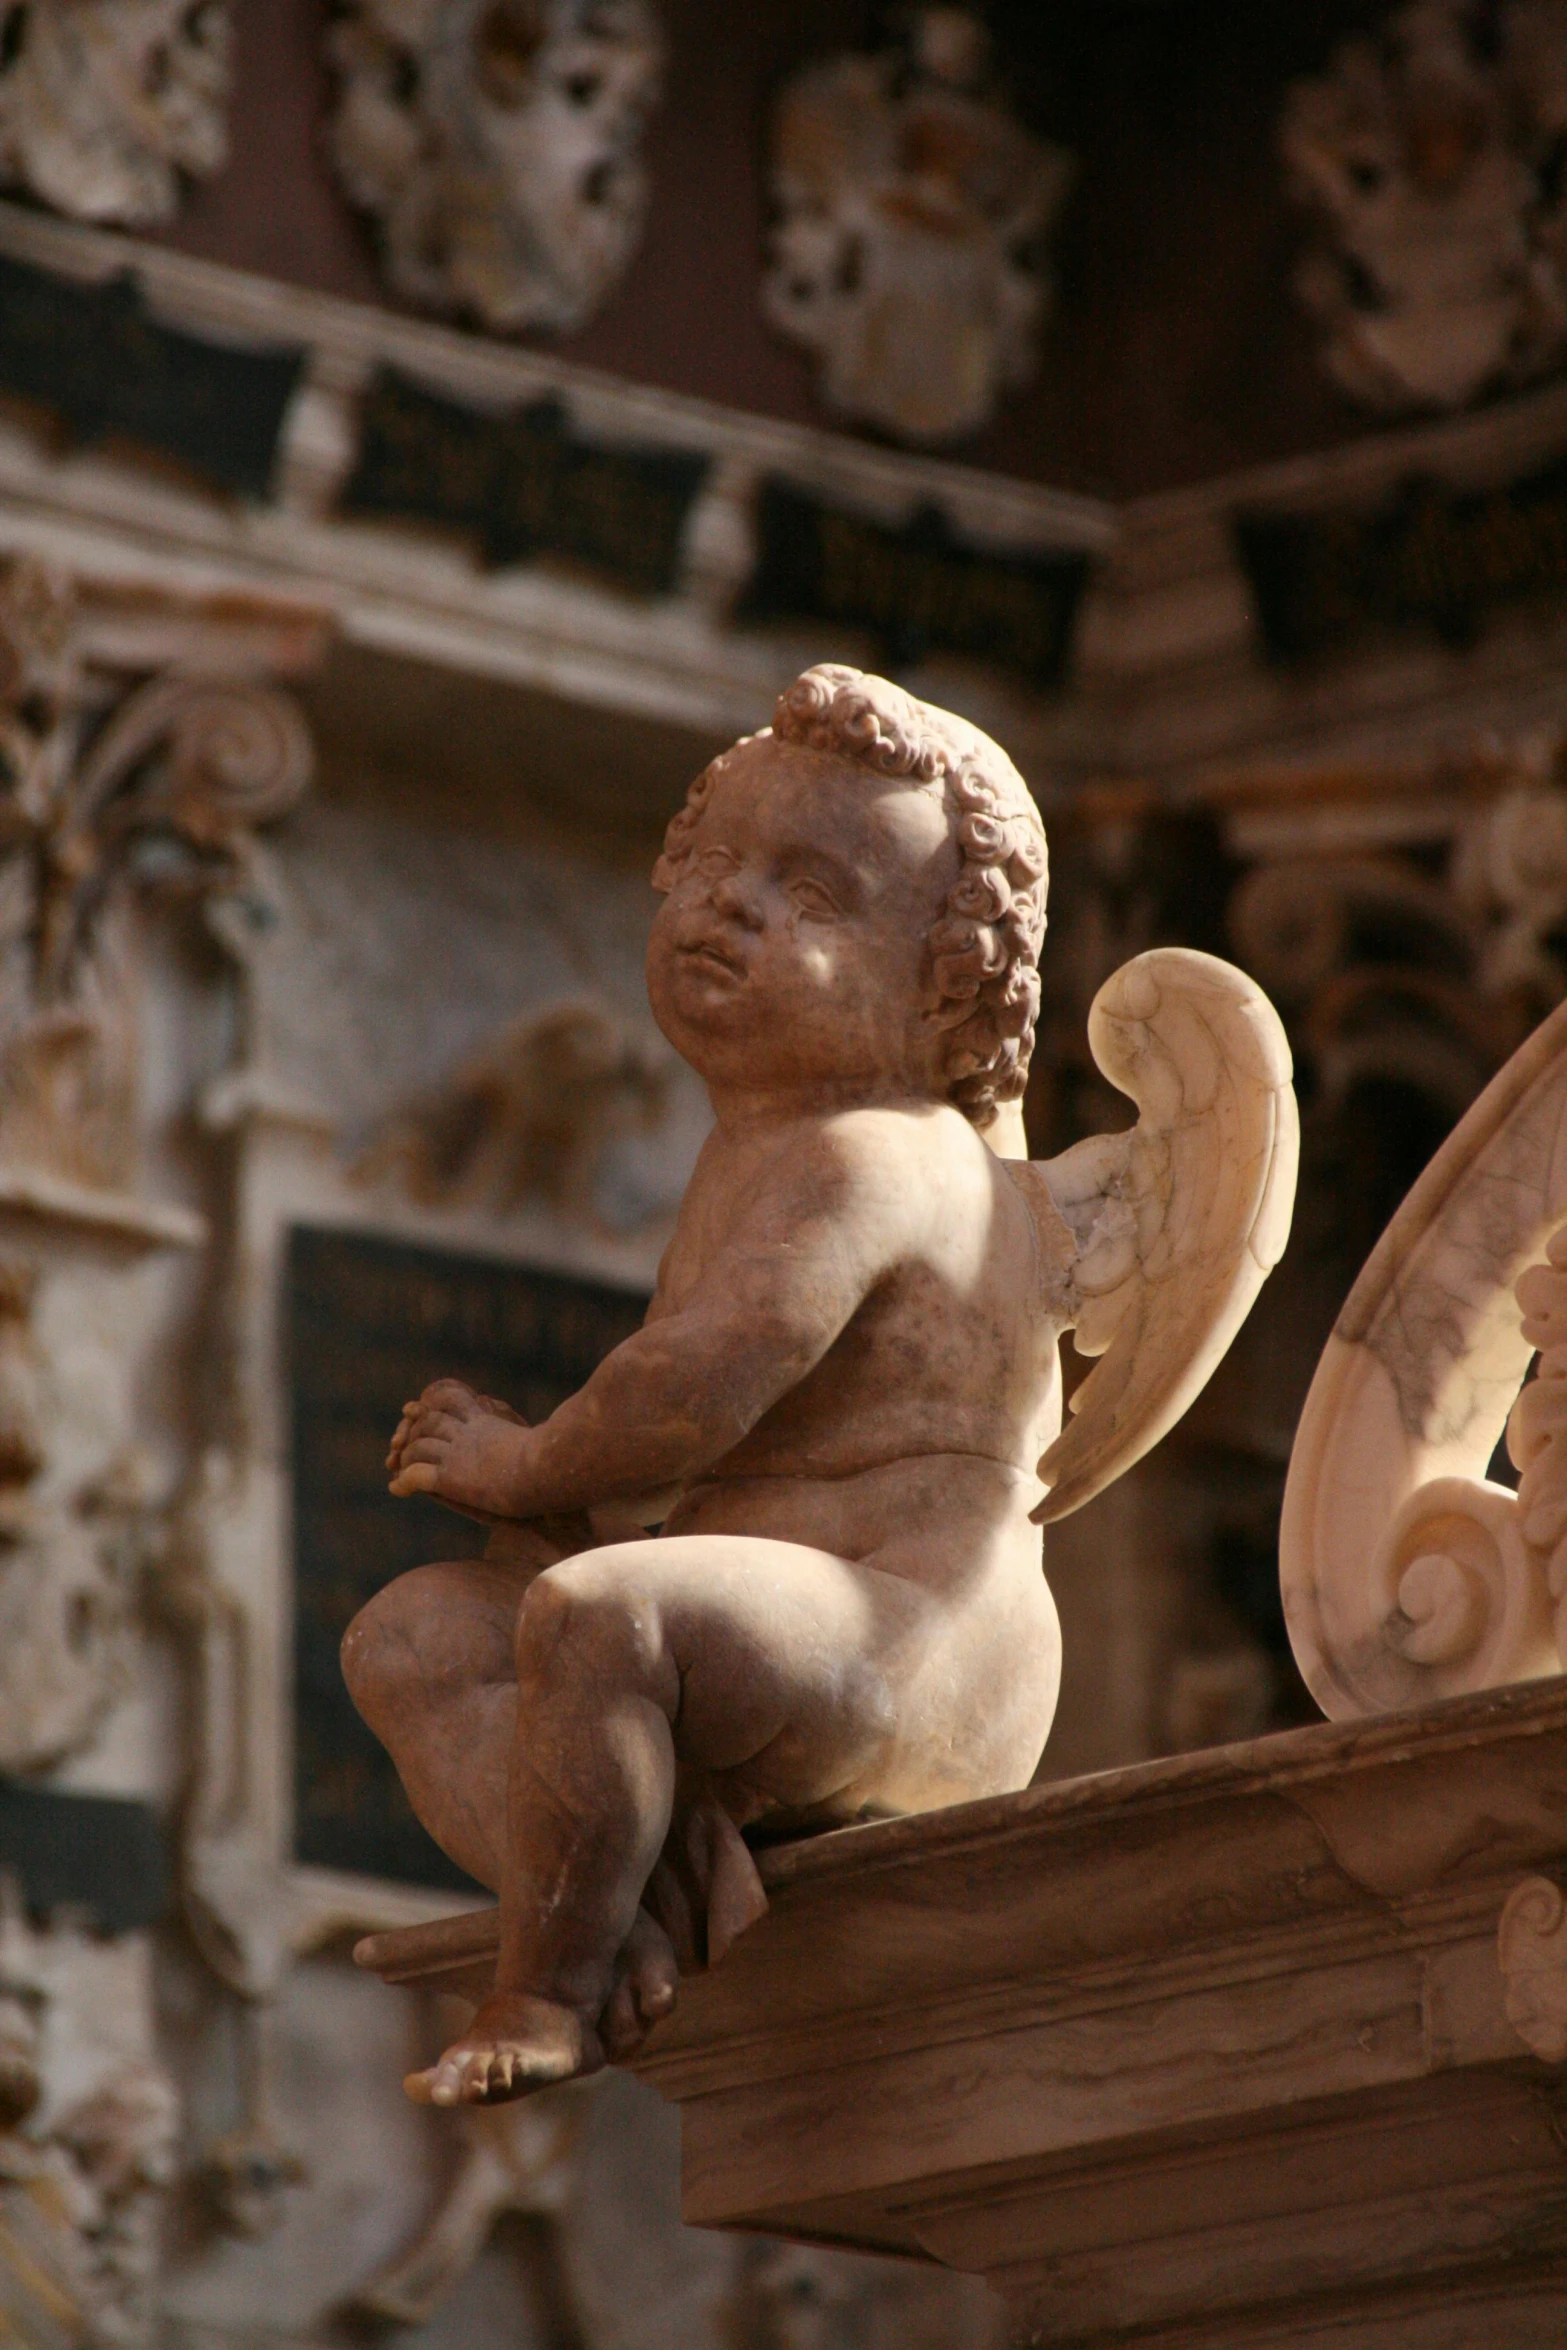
1030, 949, 1298, 1525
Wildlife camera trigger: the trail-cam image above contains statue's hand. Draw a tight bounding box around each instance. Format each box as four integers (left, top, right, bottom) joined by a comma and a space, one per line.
387, 1379, 530, 1516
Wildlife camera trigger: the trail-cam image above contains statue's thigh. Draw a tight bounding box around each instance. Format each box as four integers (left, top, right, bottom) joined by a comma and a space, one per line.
543, 1534, 915, 1794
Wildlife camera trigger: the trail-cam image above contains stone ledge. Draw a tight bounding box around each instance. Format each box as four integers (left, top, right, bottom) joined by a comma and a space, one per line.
0, 1163, 207, 1249
357, 1683, 1567, 2344
641, 1680, 1567, 2346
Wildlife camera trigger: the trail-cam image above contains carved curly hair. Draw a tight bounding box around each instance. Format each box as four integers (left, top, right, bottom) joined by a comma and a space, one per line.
652, 663, 1048, 1123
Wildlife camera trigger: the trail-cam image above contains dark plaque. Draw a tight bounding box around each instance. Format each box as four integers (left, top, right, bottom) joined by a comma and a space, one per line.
288, 1224, 648, 1890
1236, 459, 1567, 662
340, 366, 712, 595
739, 477, 1092, 690
0, 252, 306, 500
0, 1782, 168, 1931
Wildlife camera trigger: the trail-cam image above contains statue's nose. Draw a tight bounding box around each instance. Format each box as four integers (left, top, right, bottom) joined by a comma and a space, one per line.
711, 871, 763, 929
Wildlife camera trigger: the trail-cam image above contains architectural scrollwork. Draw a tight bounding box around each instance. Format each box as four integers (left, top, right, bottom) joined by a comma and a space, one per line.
0, 558, 312, 1191
1278, 993, 1567, 1717
0, 0, 232, 228
1031, 758, 1567, 1745
327, 0, 665, 336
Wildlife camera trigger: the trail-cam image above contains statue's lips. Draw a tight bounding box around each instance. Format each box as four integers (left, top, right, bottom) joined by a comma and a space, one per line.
677, 937, 746, 981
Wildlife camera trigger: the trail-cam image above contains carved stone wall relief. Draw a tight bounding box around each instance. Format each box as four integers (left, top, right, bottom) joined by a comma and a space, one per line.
762, 7, 1074, 444
327, 0, 665, 336
0, 1885, 178, 2349
0, 558, 312, 1196
355, 996, 671, 1230
1282, 0, 1567, 414
0, 0, 231, 228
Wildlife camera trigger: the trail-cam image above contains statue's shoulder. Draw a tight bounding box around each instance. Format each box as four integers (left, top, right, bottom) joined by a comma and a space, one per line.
998, 1158, 1078, 1299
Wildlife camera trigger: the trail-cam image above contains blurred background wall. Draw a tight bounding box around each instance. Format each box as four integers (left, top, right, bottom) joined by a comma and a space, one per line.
2, 2, 1567, 2341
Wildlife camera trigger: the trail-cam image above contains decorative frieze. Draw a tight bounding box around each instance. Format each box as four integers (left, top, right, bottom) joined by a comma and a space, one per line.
341, 367, 710, 593
1235, 456, 1567, 662
327, 0, 664, 337
741, 480, 1091, 691
0, 251, 306, 503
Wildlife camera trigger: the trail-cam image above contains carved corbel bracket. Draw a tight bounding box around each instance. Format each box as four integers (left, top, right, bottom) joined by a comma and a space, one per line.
1499, 1875, 1567, 2063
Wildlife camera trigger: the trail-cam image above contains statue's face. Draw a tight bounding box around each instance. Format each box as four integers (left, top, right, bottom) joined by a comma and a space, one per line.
646, 736, 957, 1100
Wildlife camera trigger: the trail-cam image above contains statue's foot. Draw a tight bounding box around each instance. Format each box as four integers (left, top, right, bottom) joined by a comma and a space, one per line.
404, 1992, 603, 2107
600, 1905, 680, 2060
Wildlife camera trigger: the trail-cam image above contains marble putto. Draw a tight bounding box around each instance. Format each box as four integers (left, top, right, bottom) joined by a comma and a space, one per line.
343, 666, 1297, 2104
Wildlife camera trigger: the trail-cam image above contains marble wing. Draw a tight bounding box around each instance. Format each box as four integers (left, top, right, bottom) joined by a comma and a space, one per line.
1028, 948, 1298, 1525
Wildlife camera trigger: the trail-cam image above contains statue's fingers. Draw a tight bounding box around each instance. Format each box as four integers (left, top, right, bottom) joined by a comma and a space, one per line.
419, 1377, 479, 1412
399, 1411, 460, 1451
398, 1432, 454, 1466
389, 1462, 440, 1497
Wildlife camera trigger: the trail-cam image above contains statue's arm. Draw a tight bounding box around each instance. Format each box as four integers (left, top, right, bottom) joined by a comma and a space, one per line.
498, 1125, 906, 1516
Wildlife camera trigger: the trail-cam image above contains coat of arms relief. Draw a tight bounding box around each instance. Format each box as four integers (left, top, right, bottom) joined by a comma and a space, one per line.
0, 0, 231, 227
762, 7, 1074, 445
327, 0, 664, 336
1283, 0, 1567, 414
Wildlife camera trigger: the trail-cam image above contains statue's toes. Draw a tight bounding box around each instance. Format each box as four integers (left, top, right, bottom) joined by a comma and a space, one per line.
601, 1976, 646, 2060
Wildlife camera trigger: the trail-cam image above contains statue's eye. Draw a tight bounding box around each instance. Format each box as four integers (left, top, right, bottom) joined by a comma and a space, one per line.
694, 847, 739, 881
789, 876, 840, 919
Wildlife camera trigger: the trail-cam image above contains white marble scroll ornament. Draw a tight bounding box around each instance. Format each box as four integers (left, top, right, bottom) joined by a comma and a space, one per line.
1280, 992, 1567, 1720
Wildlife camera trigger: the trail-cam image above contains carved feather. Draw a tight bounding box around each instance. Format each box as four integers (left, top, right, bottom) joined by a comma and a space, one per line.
1030, 948, 1298, 1525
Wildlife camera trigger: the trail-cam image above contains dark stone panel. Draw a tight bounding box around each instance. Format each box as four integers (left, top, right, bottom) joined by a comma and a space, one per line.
0, 1783, 170, 1931
287, 1224, 648, 1891
0, 253, 305, 499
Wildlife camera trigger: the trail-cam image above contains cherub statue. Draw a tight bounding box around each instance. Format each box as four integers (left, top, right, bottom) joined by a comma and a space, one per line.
343, 666, 1297, 2106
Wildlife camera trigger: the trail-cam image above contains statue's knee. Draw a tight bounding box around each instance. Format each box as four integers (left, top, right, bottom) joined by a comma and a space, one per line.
340, 1584, 417, 1726
515, 1554, 670, 1699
